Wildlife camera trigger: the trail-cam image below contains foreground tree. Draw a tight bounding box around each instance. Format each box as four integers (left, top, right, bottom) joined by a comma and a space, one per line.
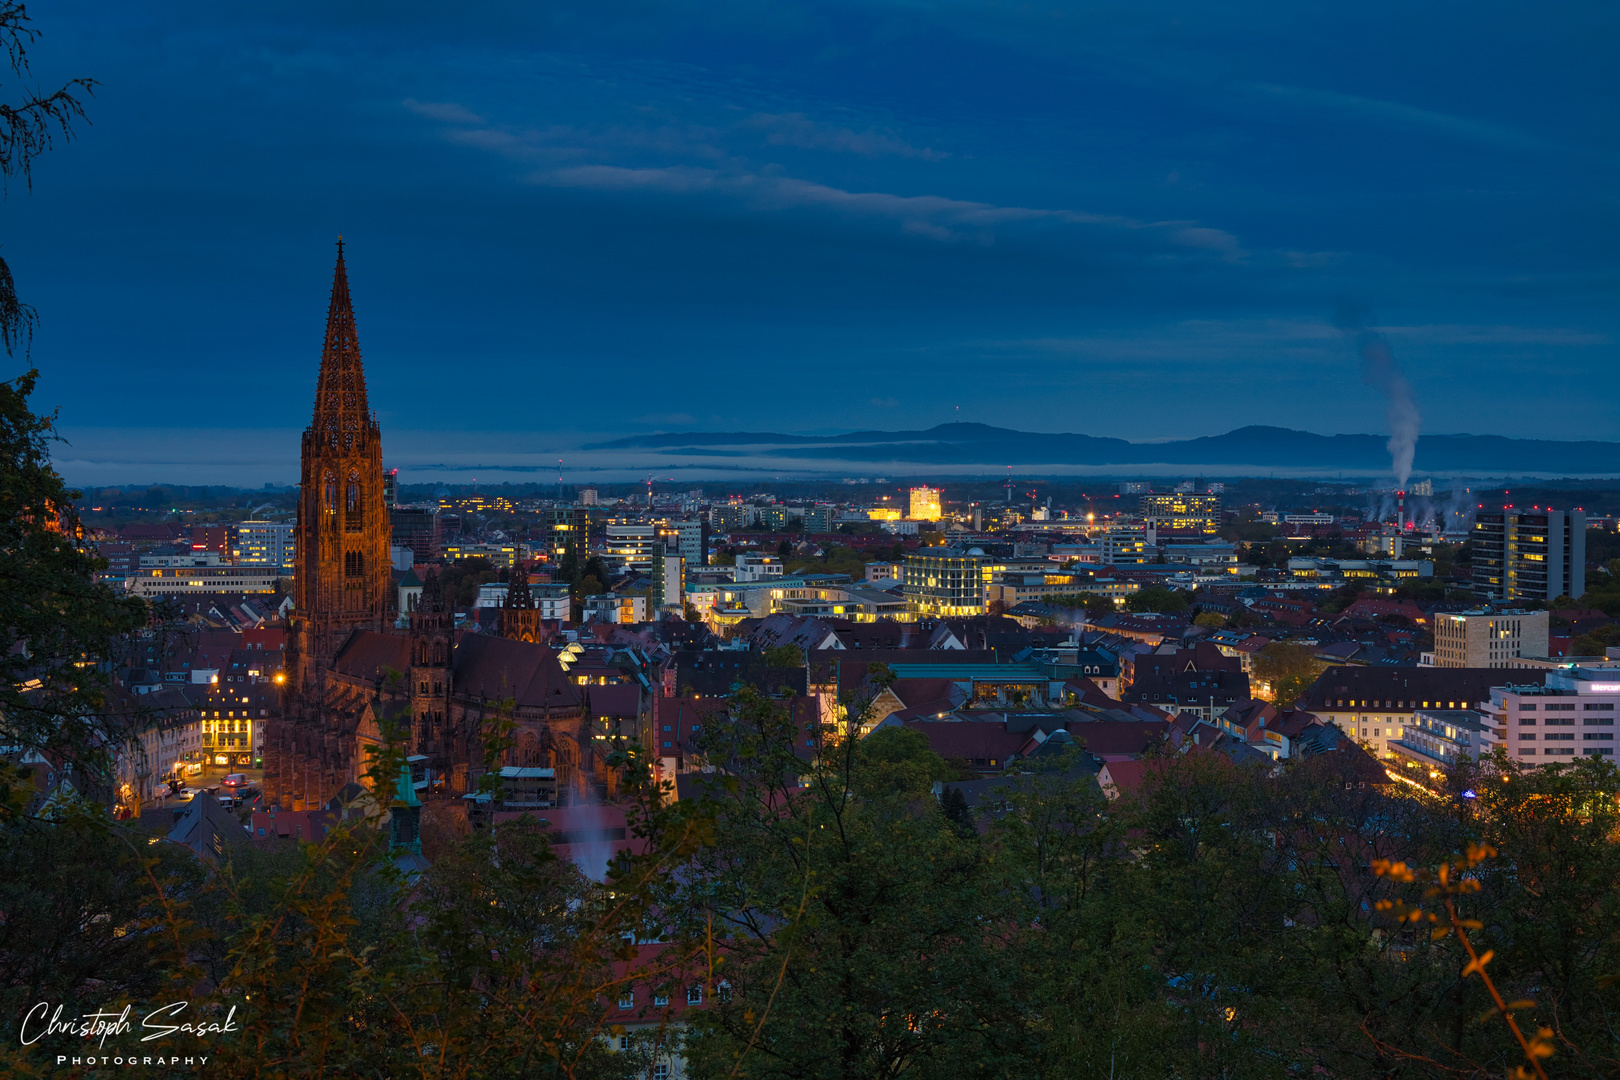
680, 690, 1033, 1080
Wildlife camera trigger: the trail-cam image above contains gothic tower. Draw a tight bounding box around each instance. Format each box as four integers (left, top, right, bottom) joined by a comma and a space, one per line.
409, 569, 453, 758
501, 563, 542, 642
288, 240, 392, 691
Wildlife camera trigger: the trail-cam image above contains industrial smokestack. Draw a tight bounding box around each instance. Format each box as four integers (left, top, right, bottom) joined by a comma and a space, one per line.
1397, 490, 1406, 532
1338, 306, 1421, 487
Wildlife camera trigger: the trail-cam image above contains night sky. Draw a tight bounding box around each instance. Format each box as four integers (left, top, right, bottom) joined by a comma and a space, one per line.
7, 2, 1616, 484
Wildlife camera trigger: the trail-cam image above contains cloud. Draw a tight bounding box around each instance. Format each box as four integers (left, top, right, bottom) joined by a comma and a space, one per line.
1380, 324, 1611, 346
748, 112, 948, 160
403, 98, 485, 125
1283, 250, 1344, 268
534, 164, 1247, 258
1245, 83, 1561, 155
869, 396, 898, 407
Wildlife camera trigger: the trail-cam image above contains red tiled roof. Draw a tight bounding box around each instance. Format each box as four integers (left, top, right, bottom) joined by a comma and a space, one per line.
1066, 720, 1168, 758
903, 721, 1025, 763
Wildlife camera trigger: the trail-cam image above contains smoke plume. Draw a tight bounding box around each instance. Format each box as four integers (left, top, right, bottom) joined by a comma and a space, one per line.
1338, 307, 1421, 487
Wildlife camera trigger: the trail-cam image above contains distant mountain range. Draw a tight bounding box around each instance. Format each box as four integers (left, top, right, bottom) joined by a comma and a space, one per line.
588, 423, 1620, 474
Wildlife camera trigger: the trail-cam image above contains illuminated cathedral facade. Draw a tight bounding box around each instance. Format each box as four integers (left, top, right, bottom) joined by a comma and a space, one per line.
263, 243, 595, 812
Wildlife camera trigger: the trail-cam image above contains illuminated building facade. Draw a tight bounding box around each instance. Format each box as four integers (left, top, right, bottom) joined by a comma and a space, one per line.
908, 486, 942, 522
1140, 492, 1221, 533
286, 240, 393, 692
1432, 610, 1550, 668
265, 245, 598, 814
604, 522, 658, 574
903, 548, 987, 616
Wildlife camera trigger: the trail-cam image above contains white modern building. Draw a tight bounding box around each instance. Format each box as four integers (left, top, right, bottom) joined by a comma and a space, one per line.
1482, 667, 1618, 763
237, 519, 296, 571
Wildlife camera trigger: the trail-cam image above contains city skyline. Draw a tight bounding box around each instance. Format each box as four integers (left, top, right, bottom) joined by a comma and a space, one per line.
8, 0, 1616, 476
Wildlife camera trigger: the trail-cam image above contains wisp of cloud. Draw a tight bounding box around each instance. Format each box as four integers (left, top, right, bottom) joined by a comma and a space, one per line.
1338, 306, 1421, 487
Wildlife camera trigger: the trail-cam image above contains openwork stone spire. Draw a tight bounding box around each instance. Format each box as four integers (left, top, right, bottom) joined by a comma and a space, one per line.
311, 238, 372, 454
506, 563, 532, 610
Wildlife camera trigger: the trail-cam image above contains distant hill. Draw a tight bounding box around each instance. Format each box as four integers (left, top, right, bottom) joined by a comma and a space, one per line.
588, 423, 1620, 473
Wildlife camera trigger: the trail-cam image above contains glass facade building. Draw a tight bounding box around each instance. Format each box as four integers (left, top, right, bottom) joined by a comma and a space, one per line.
903, 549, 987, 616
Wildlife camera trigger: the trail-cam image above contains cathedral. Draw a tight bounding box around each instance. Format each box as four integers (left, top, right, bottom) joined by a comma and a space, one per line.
263, 243, 594, 812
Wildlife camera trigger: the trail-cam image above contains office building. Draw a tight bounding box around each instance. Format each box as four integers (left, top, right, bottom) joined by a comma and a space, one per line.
445, 543, 521, 568
191, 524, 231, 558
903, 548, 986, 616
389, 507, 440, 562
909, 486, 942, 522
604, 522, 658, 574
128, 565, 281, 597
1472, 509, 1586, 604
1102, 528, 1150, 566
1140, 492, 1221, 533
1432, 610, 1549, 668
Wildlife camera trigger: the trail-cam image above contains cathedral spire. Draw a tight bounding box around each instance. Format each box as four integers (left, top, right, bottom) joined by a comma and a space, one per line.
311, 238, 371, 453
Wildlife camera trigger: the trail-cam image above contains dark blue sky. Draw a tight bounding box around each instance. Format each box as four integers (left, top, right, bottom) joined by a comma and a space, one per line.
8, 1, 1617, 482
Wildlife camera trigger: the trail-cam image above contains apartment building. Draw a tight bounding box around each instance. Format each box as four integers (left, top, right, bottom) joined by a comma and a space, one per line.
1472, 509, 1586, 604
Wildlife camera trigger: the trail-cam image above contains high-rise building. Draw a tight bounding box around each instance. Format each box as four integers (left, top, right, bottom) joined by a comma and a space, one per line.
655, 518, 706, 570
382, 468, 400, 507
652, 551, 685, 607
604, 522, 658, 574
1472, 510, 1586, 604
238, 520, 296, 571
803, 505, 834, 534
544, 507, 588, 566
908, 486, 942, 522
1431, 610, 1550, 668
710, 505, 752, 532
